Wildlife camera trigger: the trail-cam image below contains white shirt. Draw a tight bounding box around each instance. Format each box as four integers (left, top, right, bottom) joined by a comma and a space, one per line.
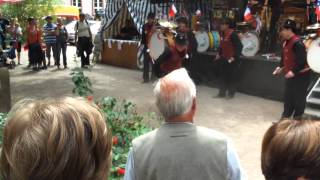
74, 21, 91, 38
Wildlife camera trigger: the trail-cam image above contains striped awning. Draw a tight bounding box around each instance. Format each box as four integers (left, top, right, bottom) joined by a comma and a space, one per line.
101, 0, 214, 37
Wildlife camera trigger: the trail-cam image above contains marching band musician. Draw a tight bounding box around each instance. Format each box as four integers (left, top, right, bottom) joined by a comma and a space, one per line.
214, 18, 243, 99
154, 33, 189, 78
176, 16, 202, 84
273, 19, 310, 120
141, 12, 156, 83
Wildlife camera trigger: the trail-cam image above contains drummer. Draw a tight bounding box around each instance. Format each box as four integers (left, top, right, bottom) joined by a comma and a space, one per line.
141, 12, 156, 83
273, 19, 310, 120
176, 16, 201, 84
154, 33, 188, 78
214, 18, 243, 99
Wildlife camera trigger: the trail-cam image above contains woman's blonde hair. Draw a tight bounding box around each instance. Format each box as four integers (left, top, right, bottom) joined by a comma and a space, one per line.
0, 97, 112, 180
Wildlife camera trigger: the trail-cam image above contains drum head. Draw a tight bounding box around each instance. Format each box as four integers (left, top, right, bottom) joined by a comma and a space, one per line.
241, 32, 259, 57
307, 38, 320, 73
148, 31, 165, 60
195, 31, 210, 52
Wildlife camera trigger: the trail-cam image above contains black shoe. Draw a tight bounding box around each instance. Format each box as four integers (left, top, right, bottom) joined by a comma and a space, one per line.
142, 79, 149, 83
64, 65, 68, 69
213, 94, 226, 98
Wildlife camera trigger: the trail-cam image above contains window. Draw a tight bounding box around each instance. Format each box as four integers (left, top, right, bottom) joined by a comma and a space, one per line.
72, 0, 81, 7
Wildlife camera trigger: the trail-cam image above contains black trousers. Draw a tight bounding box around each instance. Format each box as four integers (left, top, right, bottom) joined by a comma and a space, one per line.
219, 59, 240, 97
143, 48, 154, 81
77, 37, 92, 67
29, 43, 43, 66
56, 41, 67, 66
282, 72, 311, 120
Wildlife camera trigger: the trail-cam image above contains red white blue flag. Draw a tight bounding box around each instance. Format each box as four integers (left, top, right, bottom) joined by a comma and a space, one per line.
244, 6, 253, 21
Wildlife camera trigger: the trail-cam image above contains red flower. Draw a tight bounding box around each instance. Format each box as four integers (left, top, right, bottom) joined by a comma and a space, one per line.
87, 96, 93, 102
117, 168, 125, 175
112, 136, 118, 145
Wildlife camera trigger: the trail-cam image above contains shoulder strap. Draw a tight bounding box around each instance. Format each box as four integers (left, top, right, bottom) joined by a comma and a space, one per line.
85, 20, 92, 37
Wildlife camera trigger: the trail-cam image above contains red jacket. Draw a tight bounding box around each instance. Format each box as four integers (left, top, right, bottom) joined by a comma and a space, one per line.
282, 35, 309, 74
220, 29, 235, 60
160, 45, 186, 74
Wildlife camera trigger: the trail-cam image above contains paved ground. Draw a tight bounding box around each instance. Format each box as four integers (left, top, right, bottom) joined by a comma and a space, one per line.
9, 46, 282, 180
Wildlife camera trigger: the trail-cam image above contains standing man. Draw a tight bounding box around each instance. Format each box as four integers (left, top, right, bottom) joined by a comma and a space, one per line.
124, 68, 246, 180
176, 16, 201, 84
43, 16, 57, 67
56, 17, 68, 69
273, 19, 310, 120
75, 13, 93, 68
141, 12, 155, 83
215, 18, 243, 99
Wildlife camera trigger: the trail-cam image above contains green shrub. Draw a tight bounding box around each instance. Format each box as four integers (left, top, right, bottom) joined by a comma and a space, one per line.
0, 113, 7, 145
97, 97, 152, 179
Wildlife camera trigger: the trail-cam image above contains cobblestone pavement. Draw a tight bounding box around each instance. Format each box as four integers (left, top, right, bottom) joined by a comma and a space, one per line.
8, 45, 282, 180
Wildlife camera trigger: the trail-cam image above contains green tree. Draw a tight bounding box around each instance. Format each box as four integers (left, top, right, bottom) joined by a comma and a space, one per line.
1, 0, 61, 28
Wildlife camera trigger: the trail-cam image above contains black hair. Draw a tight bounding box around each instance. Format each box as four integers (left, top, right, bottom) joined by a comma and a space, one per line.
147, 12, 155, 19
176, 16, 188, 25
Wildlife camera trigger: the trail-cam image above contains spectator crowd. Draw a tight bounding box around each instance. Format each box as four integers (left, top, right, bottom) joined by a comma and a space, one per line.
0, 13, 94, 70
1, 68, 320, 180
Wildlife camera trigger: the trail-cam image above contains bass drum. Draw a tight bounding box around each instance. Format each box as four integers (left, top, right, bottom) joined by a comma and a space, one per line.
195, 31, 210, 52
148, 30, 175, 60
137, 44, 144, 70
307, 38, 320, 73
211, 31, 220, 50
241, 32, 259, 57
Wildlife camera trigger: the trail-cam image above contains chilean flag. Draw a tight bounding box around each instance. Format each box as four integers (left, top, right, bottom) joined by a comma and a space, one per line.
244, 6, 253, 21
316, 0, 320, 21
169, 4, 177, 17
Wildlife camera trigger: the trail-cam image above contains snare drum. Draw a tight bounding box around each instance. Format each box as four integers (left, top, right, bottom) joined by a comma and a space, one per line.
148, 30, 175, 60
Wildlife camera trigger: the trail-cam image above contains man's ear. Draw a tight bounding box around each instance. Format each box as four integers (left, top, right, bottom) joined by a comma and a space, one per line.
191, 97, 196, 111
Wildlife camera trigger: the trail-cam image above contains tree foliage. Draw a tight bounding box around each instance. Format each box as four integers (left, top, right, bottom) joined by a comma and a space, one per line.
1, 0, 61, 28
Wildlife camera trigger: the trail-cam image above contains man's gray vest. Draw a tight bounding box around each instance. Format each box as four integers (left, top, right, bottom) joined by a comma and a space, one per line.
132, 123, 228, 180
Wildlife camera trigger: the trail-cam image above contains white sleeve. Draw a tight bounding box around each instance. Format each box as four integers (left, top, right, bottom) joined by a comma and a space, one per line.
124, 149, 135, 180
227, 139, 247, 180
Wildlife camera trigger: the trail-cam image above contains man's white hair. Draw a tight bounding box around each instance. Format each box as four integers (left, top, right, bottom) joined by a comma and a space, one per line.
154, 68, 196, 118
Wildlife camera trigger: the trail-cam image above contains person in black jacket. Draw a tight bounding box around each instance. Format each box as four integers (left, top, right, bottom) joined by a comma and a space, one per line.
214, 18, 243, 99
141, 12, 156, 83
273, 19, 310, 120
